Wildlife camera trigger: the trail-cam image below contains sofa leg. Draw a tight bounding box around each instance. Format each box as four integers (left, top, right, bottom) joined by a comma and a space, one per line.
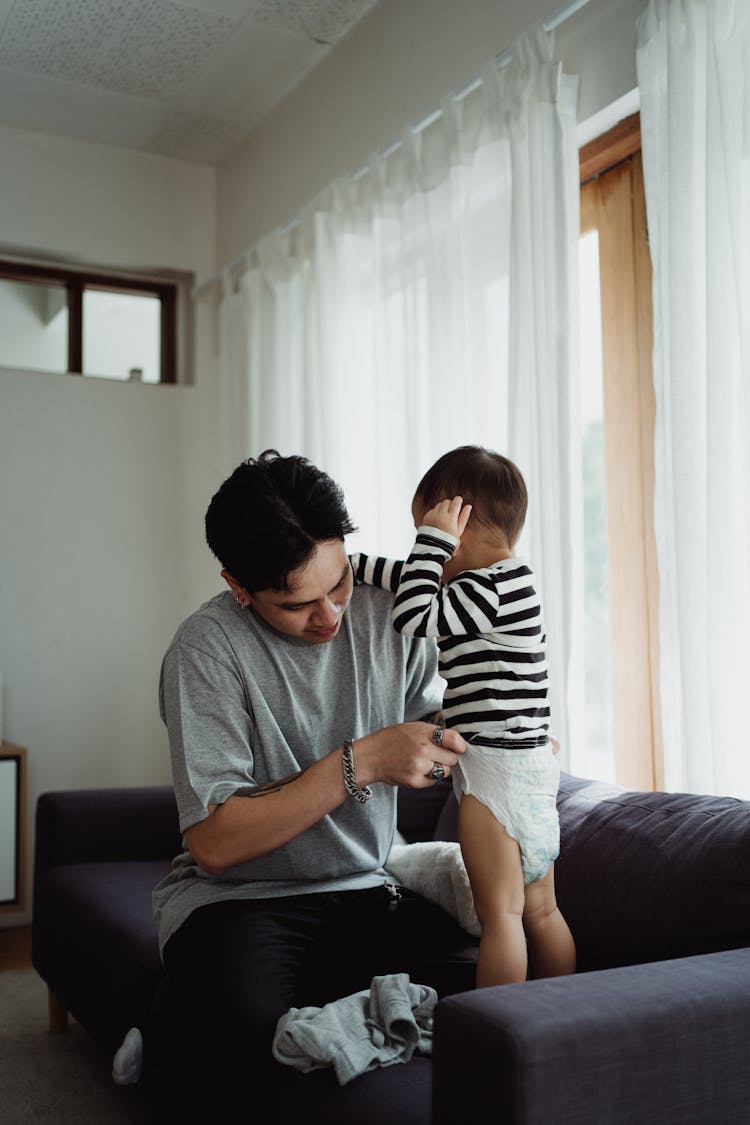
48, 988, 68, 1034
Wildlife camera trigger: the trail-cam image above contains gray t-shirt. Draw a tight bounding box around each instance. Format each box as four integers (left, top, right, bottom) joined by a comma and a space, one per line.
152, 583, 441, 956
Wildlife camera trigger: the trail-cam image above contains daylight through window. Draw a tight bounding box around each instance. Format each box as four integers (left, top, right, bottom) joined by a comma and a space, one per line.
0, 260, 177, 384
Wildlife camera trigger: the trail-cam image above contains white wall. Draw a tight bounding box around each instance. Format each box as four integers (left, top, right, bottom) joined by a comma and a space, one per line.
216, 0, 644, 264
0, 125, 220, 925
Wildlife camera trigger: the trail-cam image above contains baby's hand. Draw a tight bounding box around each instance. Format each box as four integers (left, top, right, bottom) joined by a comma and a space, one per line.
422, 496, 472, 539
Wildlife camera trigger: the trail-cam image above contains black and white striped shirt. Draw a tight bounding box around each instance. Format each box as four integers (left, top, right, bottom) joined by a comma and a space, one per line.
351, 527, 549, 747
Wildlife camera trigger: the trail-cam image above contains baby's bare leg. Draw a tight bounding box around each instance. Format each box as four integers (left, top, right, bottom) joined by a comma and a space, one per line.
522, 864, 576, 979
458, 794, 527, 987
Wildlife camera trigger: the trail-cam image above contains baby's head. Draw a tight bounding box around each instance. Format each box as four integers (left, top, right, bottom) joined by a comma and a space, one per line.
414, 445, 527, 548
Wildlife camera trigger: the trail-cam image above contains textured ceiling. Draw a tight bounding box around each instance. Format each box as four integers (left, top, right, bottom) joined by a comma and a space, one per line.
0, 0, 380, 163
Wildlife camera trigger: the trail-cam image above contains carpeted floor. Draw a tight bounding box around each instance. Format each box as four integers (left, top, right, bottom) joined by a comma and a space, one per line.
0, 968, 154, 1123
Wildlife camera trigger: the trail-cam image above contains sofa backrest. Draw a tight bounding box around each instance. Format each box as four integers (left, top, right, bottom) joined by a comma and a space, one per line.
401, 771, 750, 972
397, 778, 455, 842
555, 773, 750, 970
34, 786, 181, 873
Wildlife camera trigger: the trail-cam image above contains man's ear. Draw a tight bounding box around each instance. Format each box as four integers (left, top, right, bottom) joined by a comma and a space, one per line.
221, 569, 250, 607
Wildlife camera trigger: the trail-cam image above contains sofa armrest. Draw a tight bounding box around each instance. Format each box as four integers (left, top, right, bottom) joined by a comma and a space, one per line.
432, 948, 750, 1125
34, 786, 180, 873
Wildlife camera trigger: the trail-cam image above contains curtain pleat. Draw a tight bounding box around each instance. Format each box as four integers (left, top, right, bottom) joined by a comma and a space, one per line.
217, 24, 581, 757
637, 0, 750, 796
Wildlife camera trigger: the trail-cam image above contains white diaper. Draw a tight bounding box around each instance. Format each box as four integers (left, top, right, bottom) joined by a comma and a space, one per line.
452, 742, 561, 884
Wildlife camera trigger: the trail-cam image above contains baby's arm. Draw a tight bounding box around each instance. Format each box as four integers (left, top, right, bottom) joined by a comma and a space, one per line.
394, 497, 488, 638
394, 497, 546, 645
349, 551, 404, 592
395, 545, 543, 641
392, 529, 494, 637
350, 501, 469, 593
392, 494, 503, 638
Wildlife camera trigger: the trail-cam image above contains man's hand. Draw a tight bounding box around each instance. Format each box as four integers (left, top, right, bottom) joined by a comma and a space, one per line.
422, 496, 472, 541
354, 721, 466, 790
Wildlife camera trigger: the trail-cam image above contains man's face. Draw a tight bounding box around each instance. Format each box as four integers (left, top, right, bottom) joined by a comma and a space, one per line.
246, 538, 354, 643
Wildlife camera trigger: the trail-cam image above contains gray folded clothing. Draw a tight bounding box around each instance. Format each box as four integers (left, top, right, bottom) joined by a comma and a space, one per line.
272, 973, 437, 1085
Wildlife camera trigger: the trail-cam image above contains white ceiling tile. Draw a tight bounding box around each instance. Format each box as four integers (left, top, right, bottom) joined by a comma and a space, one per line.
0, 0, 382, 163
252, 0, 378, 46
0, 0, 130, 83
90, 0, 241, 102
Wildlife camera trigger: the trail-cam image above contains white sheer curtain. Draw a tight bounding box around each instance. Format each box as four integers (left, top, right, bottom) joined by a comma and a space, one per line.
637, 0, 750, 797
217, 25, 581, 758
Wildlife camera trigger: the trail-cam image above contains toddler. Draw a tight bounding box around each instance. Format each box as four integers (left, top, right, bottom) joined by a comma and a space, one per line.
352, 445, 575, 987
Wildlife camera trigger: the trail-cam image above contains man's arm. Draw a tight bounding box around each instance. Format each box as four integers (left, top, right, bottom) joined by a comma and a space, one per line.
184, 722, 466, 875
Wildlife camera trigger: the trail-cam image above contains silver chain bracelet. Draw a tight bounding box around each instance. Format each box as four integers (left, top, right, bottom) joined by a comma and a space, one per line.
342, 738, 373, 803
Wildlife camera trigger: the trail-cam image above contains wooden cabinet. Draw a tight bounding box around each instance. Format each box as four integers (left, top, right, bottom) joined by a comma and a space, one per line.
0, 743, 26, 910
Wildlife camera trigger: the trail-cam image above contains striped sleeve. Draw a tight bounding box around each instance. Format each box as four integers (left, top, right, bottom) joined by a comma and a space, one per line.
393, 530, 544, 643
392, 526, 499, 637
349, 552, 404, 592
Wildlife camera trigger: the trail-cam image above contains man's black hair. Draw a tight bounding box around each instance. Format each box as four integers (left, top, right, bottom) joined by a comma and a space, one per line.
205, 449, 357, 593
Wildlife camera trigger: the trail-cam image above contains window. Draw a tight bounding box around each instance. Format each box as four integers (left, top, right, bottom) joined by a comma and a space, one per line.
0, 260, 177, 383
577, 114, 662, 791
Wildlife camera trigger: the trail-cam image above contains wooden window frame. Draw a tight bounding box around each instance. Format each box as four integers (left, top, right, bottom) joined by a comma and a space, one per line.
0, 259, 177, 384
579, 114, 663, 790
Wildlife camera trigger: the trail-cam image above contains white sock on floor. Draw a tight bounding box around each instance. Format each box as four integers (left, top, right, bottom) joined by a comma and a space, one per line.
112, 1026, 143, 1085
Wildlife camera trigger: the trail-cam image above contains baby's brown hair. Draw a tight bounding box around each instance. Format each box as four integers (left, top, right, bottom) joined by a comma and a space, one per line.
414, 445, 527, 547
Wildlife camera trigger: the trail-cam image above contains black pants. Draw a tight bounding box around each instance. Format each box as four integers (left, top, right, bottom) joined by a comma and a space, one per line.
144, 884, 476, 1123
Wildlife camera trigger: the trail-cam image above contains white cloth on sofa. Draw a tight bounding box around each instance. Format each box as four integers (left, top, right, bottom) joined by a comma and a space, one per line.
385, 840, 481, 937
272, 973, 437, 1085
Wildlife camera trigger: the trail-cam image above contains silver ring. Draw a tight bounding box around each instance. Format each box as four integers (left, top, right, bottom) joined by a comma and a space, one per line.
429, 763, 446, 781
432, 726, 444, 747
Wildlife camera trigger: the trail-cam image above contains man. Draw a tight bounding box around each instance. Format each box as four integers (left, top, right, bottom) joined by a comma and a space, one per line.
146, 450, 476, 1121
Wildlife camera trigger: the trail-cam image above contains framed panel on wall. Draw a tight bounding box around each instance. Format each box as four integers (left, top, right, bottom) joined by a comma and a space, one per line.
0, 744, 26, 910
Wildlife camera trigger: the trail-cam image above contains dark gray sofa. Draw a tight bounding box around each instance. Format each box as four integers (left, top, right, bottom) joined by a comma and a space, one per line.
32, 772, 750, 1123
